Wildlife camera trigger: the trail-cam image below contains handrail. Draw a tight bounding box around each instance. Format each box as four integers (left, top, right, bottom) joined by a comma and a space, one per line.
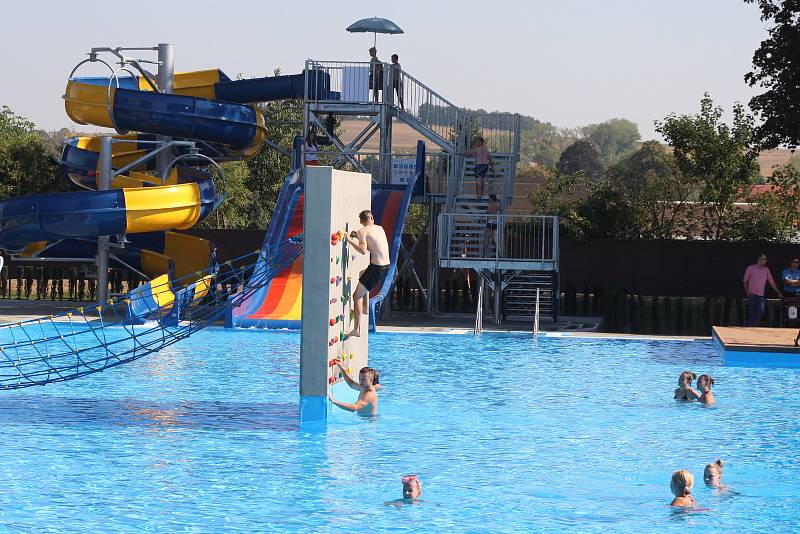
106, 66, 138, 135
533, 287, 540, 336
474, 282, 484, 335
161, 152, 227, 211
394, 66, 461, 111
437, 213, 560, 265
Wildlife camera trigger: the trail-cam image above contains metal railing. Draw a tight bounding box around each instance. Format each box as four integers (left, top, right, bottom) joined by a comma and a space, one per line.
305, 60, 520, 154
437, 214, 559, 265
306, 60, 463, 150
474, 283, 484, 335
311, 149, 452, 194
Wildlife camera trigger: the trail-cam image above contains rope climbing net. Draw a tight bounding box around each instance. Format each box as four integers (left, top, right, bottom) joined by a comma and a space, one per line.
0, 235, 304, 390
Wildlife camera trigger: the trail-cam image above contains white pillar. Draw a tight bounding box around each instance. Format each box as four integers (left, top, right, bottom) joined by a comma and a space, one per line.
300, 167, 372, 427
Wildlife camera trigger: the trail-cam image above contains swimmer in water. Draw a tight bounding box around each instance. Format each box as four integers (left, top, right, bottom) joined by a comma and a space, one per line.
670, 469, 696, 507
697, 374, 715, 405
674, 370, 700, 401
385, 474, 422, 506
327, 361, 379, 416
703, 459, 724, 488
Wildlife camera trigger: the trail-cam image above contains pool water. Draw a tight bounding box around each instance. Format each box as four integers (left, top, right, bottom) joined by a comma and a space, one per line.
1, 328, 799, 532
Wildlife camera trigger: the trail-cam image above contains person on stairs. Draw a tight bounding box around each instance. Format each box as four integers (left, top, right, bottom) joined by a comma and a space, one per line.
459, 136, 495, 199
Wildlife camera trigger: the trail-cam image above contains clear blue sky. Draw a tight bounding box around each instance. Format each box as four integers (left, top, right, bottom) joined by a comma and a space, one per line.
0, 0, 768, 140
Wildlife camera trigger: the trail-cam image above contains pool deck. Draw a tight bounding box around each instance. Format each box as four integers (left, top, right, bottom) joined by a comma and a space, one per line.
712, 326, 800, 367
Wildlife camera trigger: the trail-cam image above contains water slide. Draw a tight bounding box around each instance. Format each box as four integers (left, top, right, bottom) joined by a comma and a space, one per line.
0, 67, 330, 317
228, 146, 423, 330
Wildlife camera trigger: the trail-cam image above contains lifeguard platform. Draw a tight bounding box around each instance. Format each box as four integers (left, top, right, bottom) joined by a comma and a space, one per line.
301, 59, 559, 326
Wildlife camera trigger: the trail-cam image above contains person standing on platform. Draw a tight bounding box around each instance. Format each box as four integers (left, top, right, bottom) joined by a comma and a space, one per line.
304, 131, 319, 166
390, 54, 404, 110
742, 254, 782, 326
369, 47, 383, 103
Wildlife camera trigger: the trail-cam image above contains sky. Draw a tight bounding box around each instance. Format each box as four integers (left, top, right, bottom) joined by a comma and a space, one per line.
0, 0, 769, 141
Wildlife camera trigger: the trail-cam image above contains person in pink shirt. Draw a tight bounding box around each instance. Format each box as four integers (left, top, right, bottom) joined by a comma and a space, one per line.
743, 254, 782, 326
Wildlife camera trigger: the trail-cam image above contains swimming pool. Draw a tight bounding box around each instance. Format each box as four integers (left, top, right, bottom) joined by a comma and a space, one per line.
0, 327, 798, 532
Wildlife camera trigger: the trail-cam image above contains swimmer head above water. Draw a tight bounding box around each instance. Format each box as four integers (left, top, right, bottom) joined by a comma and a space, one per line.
402, 474, 422, 500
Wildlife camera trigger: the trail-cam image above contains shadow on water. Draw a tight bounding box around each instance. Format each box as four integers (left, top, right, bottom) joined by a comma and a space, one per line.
0, 396, 299, 431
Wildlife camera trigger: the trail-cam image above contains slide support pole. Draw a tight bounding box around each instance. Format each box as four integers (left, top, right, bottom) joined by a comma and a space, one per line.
96, 136, 112, 305
156, 43, 175, 179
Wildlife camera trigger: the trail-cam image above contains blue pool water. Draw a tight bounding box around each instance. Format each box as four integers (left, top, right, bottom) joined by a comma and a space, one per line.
1, 327, 799, 532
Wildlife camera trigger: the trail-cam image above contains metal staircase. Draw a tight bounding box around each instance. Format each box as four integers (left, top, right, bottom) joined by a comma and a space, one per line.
300, 59, 557, 326
504, 271, 559, 321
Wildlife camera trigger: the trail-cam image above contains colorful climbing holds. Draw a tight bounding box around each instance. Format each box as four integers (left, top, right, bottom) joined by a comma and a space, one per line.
330, 277, 336, 284
329, 319, 335, 326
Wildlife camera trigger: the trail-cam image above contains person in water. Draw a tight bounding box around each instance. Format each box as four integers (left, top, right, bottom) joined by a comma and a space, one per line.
703, 459, 725, 488
327, 361, 380, 416
401, 474, 422, 500
674, 370, 700, 401
697, 374, 716, 405
385, 475, 423, 506
670, 470, 696, 507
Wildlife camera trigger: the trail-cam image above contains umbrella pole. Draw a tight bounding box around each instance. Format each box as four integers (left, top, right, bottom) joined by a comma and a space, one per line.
374, 32, 377, 48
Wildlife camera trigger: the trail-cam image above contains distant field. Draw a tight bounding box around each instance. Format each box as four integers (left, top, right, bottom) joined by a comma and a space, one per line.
757, 149, 793, 177
340, 119, 436, 152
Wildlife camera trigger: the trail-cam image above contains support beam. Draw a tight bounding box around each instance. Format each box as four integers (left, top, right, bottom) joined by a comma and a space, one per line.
155, 43, 174, 179
96, 136, 112, 305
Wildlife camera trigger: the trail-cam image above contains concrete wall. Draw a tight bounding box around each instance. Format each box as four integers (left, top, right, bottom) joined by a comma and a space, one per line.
299, 167, 372, 425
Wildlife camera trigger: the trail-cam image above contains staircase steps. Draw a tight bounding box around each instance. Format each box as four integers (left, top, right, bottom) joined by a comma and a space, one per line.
504, 271, 559, 321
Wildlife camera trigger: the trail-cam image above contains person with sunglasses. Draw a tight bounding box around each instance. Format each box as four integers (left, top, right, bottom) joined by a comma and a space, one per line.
782, 258, 800, 295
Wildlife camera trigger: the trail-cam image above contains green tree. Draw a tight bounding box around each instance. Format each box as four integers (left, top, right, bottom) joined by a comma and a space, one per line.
519, 118, 577, 167
0, 106, 65, 202
575, 179, 645, 239
605, 141, 695, 238
739, 164, 800, 241
744, 0, 800, 149
582, 118, 641, 166
557, 139, 603, 180
528, 167, 590, 239
655, 93, 759, 240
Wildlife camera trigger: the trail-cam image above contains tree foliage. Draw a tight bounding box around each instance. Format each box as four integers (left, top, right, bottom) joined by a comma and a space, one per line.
556, 139, 603, 180
740, 164, 800, 240
604, 141, 694, 238
0, 106, 65, 202
582, 118, 641, 166
655, 93, 759, 239
519, 119, 577, 168
744, 0, 800, 149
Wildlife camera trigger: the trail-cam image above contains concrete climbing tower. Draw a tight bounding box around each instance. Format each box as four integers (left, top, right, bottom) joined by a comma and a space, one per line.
299, 166, 372, 426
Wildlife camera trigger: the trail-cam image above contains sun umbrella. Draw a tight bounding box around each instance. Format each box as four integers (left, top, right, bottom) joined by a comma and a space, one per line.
346, 17, 404, 47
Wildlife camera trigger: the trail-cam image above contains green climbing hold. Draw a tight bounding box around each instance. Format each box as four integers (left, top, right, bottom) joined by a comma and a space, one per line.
336, 257, 340, 264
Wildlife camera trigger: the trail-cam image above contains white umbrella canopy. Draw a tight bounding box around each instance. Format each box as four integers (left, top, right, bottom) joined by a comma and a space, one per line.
346, 17, 404, 47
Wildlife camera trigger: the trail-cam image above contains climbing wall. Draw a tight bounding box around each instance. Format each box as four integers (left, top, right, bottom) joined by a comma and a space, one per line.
299, 167, 371, 425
